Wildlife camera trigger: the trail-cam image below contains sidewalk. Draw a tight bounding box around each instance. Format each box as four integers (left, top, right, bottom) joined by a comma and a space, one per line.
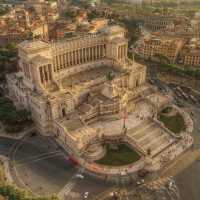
0, 155, 14, 184
161, 147, 200, 178
0, 125, 36, 140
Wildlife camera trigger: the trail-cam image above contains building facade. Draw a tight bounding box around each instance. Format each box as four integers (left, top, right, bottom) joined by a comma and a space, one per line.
7, 25, 146, 155
136, 34, 184, 63
143, 14, 175, 32
181, 38, 200, 67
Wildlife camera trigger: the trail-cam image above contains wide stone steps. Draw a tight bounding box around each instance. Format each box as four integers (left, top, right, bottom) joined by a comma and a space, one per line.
127, 121, 155, 138
127, 119, 152, 134
133, 123, 157, 140
139, 129, 162, 146
124, 118, 179, 165
85, 144, 106, 161
145, 134, 169, 152
151, 139, 174, 158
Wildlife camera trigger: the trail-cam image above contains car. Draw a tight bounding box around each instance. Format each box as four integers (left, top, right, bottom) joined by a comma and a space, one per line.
136, 181, 141, 185
84, 192, 89, 199
76, 174, 84, 179
68, 156, 79, 165
138, 169, 149, 178
149, 79, 155, 85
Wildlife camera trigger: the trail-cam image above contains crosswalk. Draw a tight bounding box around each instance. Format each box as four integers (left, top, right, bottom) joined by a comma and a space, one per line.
58, 168, 85, 200
58, 181, 76, 200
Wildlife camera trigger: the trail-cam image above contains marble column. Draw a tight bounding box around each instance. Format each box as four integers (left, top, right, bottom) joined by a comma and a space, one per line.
67, 52, 70, 66
39, 67, 43, 83
72, 51, 75, 66
83, 48, 86, 62
80, 49, 83, 64
95, 45, 98, 60
78, 49, 81, 64
100, 45, 103, 57
88, 47, 91, 62
63, 53, 66, 68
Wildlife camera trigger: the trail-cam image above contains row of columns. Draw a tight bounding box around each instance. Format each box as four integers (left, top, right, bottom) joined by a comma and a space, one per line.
117, 44, 127, 60
39, 64, 52, 84
23, 62, 31, 79
53, 44, 106, 72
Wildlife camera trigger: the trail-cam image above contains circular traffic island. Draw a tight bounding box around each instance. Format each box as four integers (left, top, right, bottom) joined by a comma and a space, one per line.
95, 143, 141, 166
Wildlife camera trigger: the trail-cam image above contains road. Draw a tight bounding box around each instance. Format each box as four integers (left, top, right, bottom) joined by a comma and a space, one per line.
0, 137, 17, 155
147, 63, 200, 200
7, 133, 113, 199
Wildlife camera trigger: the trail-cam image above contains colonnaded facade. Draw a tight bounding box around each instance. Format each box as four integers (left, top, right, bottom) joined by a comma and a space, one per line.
7, 25, 146, 142
7, 25, 193, 178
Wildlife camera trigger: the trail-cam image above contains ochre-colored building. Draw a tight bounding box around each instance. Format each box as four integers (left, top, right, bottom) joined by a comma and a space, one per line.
136, 34, 184, 63
181, 38, 200, 67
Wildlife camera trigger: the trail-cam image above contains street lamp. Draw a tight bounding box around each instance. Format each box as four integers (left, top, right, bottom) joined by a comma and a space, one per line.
123, 107, 127, 130
121, 93, 128, 133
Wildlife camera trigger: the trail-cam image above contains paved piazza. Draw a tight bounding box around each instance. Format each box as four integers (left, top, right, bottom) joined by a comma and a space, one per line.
91, 101, 153, 137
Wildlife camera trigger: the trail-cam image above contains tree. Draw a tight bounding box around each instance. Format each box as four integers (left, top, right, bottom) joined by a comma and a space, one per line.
154, 53, 170, 64
0, 97, 32, 133
6, 43, 17, 52
106, 71, 114, 81
0, 184, 59, 200
17, 110, 32, 123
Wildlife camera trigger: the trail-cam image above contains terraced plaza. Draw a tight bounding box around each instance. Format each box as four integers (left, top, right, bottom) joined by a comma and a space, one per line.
72, 97, 194, 180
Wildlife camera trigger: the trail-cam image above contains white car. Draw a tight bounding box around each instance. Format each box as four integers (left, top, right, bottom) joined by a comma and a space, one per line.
84, 192, 89, 199
76, 174, 84, 179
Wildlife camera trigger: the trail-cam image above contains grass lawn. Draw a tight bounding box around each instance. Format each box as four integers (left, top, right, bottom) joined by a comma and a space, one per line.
161, 106, 172, 114
96, 144, 140, 166
158, 112, 186, 134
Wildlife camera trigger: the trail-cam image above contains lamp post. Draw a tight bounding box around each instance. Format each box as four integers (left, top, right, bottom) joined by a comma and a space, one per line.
121, 93, 128, 134
123, 107, 127, 130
